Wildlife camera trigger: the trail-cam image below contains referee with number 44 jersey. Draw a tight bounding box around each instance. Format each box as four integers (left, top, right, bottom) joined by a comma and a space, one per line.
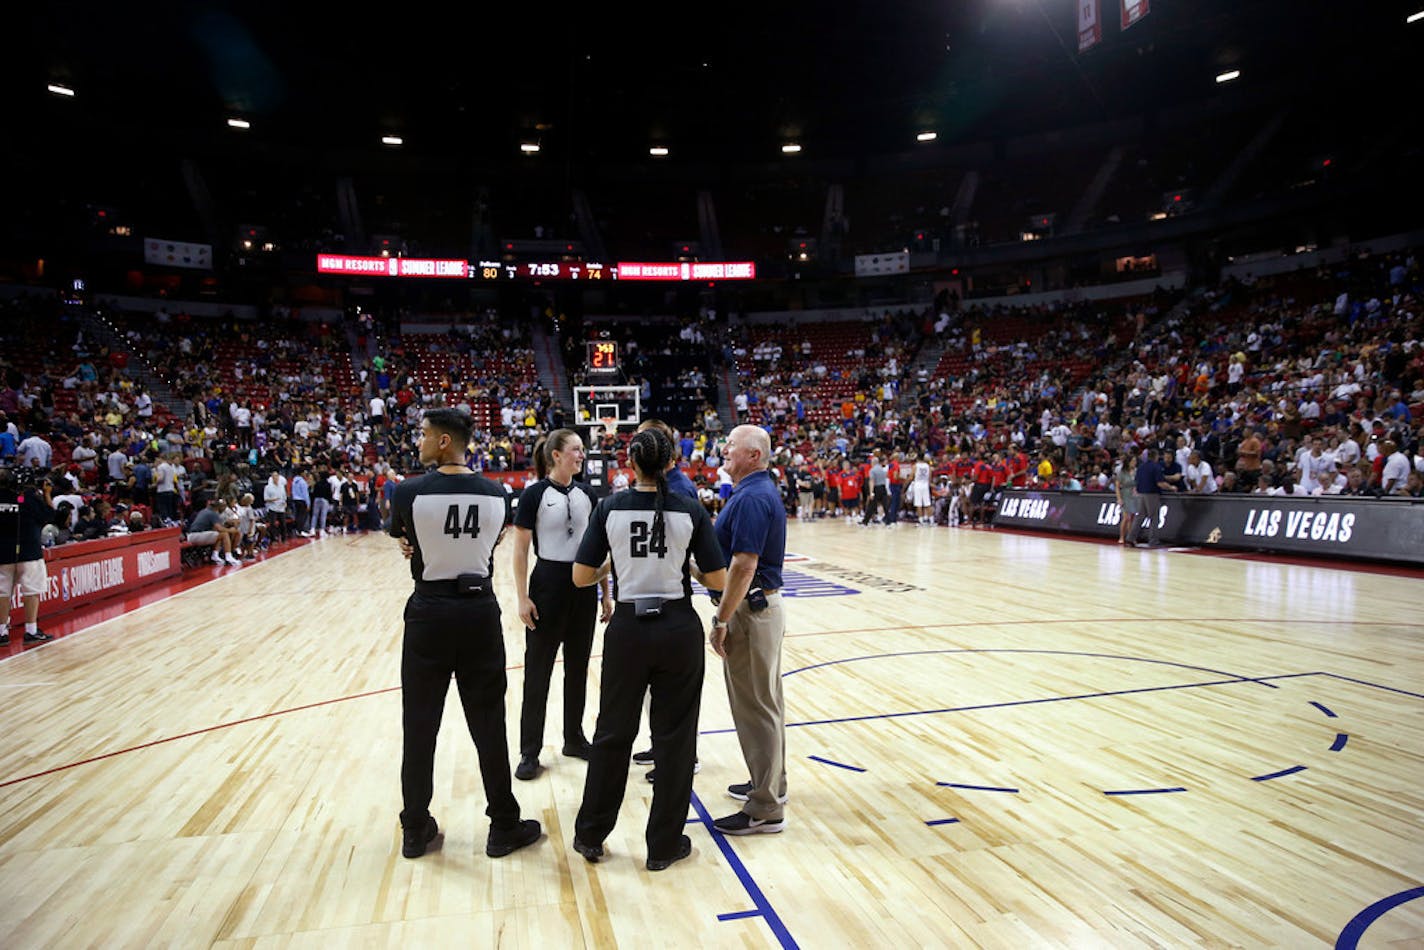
388, 408, 541, 861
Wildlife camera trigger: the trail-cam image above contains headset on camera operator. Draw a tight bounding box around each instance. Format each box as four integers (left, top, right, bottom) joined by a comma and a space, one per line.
0, 466, 61, 646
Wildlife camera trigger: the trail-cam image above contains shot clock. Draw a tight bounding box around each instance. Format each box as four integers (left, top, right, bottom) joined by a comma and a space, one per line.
587, 340, 619, 373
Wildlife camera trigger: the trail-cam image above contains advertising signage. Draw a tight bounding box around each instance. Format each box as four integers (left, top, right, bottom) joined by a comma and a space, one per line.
993, 491, 1424, 565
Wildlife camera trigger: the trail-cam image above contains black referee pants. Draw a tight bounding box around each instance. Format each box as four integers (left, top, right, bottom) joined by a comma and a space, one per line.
400, 593, 521, 831
575, 599, 703, 861
519, 562, 598, 758
861, 485, 888, 524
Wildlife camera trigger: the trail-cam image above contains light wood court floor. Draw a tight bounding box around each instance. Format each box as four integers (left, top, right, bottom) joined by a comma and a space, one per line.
0, 522, 1420, 948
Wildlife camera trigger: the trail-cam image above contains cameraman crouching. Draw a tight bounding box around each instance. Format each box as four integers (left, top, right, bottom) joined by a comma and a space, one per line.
0, 468, 60, 646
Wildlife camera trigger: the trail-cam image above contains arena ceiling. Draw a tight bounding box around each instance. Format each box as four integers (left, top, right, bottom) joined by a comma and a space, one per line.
18, 0, 1421, 167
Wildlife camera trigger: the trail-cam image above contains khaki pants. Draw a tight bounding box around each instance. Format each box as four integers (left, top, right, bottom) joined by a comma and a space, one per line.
723, 593, 787, 820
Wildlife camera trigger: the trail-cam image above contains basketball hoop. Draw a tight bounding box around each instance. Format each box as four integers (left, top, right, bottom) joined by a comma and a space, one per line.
599, 417, 617, 437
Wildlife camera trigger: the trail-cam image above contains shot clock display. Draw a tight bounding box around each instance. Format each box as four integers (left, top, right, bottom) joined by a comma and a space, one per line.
587, 340, 619, 373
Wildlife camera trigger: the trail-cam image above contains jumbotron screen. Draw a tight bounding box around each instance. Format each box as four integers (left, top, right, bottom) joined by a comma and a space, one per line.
315, 254, 755, 281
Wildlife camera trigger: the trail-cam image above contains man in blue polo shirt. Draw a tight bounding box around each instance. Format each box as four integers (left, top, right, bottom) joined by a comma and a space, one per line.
1127, 448, 1171, 547
707, 425, 788, 836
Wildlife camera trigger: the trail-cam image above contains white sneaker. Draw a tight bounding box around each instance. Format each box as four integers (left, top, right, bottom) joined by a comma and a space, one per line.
211, 550, 223, 564
224, 554, 241, 566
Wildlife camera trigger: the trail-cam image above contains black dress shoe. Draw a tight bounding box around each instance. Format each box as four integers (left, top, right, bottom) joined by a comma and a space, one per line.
0, 632, 9, 647
646, 835, 692, 872
561, 741, 591, 760
514, 756, 541, 781
572, 836, 603, 863
23, 629, 52, 644
486, 818, 542, 858
402, 815, 439, 858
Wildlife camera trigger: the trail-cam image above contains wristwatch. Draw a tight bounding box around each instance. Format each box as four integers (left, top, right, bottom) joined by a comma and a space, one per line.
711, 617, 728, 629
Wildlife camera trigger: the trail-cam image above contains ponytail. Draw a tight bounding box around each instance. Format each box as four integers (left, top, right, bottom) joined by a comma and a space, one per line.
628, 428, 673, 548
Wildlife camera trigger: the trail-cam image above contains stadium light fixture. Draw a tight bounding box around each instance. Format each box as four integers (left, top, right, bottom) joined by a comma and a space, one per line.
227, 118, 251, 130
520, 142, 540, 154
382, 136, 403, 146
47, 83, 76, 97
649, 146, 670, 157
782, 143, 802, 154
916, 131, 938, 143
1215, 69, 1241, 84
1408, 10, 1424, 23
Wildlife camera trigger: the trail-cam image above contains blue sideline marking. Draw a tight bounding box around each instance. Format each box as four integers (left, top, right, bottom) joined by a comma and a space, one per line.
1311, 701, 1338, 718
924, 818, 961, 827
1330, 733, 1348, 752
717, 910, 764, 922
1251, 765, 1307, 782
690, 791, 799, 949
808, 755, 865, 772
1336, 886, 1424, 950
1104, 787, 1188, 796
937, 782, 1020, 794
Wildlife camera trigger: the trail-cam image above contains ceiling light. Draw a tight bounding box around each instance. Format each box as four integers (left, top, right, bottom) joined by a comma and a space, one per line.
382, 136, 403, 146
916, 132, 937, 143
47, 83, 75, 97
1215, 70, 1241, 84
649, 146, 670, 157
520, 143, 540, 154
227, 118, 250, 130
782, 144, 802, 154
1408, 10, 1424, 23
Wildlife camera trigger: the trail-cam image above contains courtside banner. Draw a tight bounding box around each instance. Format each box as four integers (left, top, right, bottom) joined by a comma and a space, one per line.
1078, 0, 1102, 52
994, 491, 1424, 564
8, 528, 182, 626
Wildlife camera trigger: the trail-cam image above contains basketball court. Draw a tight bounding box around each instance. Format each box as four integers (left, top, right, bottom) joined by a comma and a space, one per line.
0, 522, 1420, 947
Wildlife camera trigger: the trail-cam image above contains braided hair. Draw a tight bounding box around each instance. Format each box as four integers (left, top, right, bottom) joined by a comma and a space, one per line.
627, 427, 673, 549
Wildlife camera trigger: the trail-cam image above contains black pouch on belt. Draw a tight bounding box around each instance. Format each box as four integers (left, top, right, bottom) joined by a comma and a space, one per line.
746, 588, 769, 612
634, 597, 664, 618
457, 574, 486, 595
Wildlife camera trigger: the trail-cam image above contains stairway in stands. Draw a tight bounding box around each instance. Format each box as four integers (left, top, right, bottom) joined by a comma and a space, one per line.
531, 322, 573, 423
81, 309, 191, 422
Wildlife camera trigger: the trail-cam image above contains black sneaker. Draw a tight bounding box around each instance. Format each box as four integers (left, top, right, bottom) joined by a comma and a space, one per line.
572, 836, 604, 863
401, 815, 440, 858
561, 741, 592, 760
646, 835, 692, 872
632, 748, 654, 766
0, 631, 9, 646
486, 818, 542, 858
727, 781, 788, 803
648, 759, 701, 783
712, 812, 785, 836
23, 629, 53, 644
514, 756, 542, 781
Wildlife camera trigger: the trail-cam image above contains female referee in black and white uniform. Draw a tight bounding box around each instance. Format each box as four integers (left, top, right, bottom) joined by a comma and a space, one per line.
569, 428, 726, 872
512, 429, 613, 781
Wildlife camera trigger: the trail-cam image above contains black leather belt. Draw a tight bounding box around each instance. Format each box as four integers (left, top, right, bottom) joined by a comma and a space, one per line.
415, 578, 491, 597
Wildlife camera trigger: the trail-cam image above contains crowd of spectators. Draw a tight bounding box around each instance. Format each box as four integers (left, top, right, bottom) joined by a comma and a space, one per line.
3, 245, 1419, 570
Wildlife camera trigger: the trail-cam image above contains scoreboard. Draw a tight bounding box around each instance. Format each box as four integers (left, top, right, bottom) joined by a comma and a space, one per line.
472, 260, 608, 281
317, 254, 755, 282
